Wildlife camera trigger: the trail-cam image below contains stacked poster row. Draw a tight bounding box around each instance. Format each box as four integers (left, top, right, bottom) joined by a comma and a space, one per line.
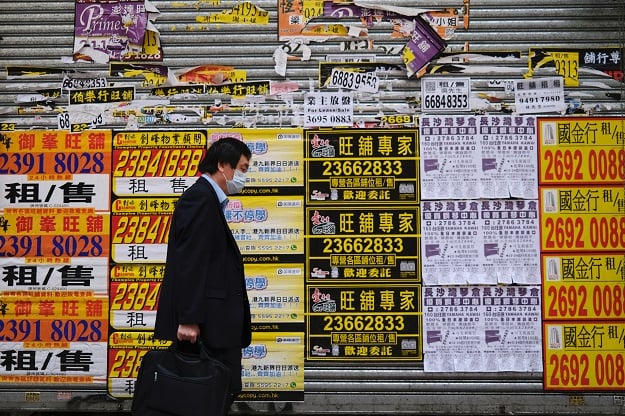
304, 129, 422, 361
420, 114, 544, 372
0, 128, 306, 402
538, 117, 625, 391
0, 130, 111, 385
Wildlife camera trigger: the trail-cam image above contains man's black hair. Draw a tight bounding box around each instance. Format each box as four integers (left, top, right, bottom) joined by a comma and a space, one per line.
197, 137, 252, 174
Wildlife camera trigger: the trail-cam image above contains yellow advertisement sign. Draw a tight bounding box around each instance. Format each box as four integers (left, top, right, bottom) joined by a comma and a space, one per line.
528, 49, 579, 86
240, 331, 304, 401
538, 117, 625, 185
228, 195, 304, 254
245, 262, 305, 323
544, 322, 625, 390
107, 332, 171, 399
112, 130, 208, 148
110, 263, 166, 281
542, 253, 625, 320
208, 128, 304, 188
540, 186, 625, 252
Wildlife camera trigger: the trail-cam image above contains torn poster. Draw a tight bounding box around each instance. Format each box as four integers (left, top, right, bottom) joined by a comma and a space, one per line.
278, 0, 366, 41
195, 1, 269, 24
332, 2, 469, 40
73, 0, 161, 63
109, 63, 169, 87
527, 47, 624, 86
402, 16, 446, 77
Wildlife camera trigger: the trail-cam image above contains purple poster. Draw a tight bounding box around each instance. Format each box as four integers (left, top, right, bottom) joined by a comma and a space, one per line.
74, 0, 160, 62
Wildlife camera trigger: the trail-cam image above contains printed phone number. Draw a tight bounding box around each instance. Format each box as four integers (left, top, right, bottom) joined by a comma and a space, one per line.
0, 235, 106, 257
548, 352, 625, 389
110, 282, 161, 311
328, 69, 378, 92
319, 160, 404, 176
543, 216, 625, 251
109, 348, 148, 379
112, 215, 171, 245
422, 94, 469, 110
0, 152, 106, 174
0, 319, 104, 342
322, 315, 405, 332
542, 148, 625, 183
545, 283, 625, 319
316, 237, 406, 254
113, 148, 204, 177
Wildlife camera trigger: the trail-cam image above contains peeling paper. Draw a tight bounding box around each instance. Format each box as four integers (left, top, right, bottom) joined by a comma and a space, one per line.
433, 51, 522, 64
352, 1, 438, 17
318, 1, 452, 77
196, 1, 269, 24
273, 48, 289, 77
173, 65, 246, 85
70, 47, 111, 64
192, 0, 222, 9
101, 99, 170, 127
109, 63, 170, 87
15, 88, 63, 105
325, 1, 468, 41
273, 42, 311, 77
278, 0, 324, 41
270, 81, 300, 96
402, 17, 446, 77
6, 66, 101, 79
66, 104, 108, 130
421, 63, 527, 78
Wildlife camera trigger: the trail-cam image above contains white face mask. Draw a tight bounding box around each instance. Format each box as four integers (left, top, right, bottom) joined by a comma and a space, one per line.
224, 169, 247, 194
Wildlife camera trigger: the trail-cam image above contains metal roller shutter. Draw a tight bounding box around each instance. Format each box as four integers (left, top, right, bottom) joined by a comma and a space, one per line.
0, 1, 623, 414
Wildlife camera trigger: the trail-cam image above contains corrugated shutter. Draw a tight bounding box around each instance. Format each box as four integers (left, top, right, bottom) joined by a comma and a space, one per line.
1, 0, 623, 127
0, 0, 624, 414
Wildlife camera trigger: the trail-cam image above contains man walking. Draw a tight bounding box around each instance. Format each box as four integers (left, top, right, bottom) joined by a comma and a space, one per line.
154, 137, 253, 414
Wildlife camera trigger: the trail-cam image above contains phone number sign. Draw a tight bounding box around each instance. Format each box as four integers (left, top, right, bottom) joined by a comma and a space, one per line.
421, 77, 471, 113
305, 129, 419, 204
544, 322, 625, 390
306, 284, 422, 361
540, 186, 625, 252
305, 207, 420, 281
538, 117, 625, 186
542, 253, 625, 320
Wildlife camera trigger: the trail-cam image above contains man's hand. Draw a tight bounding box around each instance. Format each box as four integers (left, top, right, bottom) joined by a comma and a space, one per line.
177, 323, 200, 343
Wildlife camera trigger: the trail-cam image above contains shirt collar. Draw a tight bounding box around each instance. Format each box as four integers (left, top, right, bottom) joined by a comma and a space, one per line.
202, 173, 228, 210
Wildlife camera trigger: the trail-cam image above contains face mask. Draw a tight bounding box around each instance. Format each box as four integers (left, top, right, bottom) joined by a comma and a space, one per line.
224, 169, 247, 194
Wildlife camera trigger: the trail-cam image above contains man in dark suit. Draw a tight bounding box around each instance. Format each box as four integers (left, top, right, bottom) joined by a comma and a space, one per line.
154, 137, 253, 413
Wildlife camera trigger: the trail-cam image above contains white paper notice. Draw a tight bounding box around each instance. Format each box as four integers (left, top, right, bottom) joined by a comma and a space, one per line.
420, 114, 539, 200
419, 116, 481, 199
304, 91, 353, 128
420, 200, 484, 285
421, 200, 541, 285
480, 199, 541, 285
478, 115, 538, 199
423, 285, 543, 372
514, 76, 566, 114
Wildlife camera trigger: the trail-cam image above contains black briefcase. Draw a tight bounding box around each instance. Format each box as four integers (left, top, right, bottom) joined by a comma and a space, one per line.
132, 340, 231, 416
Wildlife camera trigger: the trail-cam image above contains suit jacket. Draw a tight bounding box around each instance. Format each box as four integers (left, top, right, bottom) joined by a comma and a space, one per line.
154, 176, 252, 349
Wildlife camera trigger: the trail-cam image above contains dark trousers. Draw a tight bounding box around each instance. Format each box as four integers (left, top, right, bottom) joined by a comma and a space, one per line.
206, 346, 243, 414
